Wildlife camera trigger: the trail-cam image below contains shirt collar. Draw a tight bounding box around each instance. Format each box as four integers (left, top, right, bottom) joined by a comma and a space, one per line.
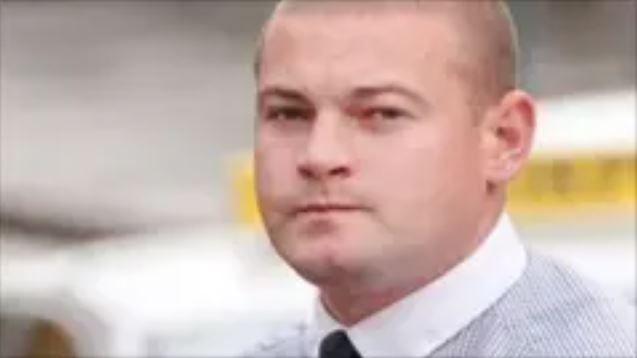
304, 212, 527, 357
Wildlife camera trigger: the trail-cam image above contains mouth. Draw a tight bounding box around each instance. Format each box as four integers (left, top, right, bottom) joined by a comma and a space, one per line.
293, 203, 367, 216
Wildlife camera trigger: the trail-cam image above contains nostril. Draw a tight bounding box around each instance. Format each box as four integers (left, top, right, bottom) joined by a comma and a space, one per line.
298, 165, 314, 179
328, 166, 350, 177
297, 162, 351, 180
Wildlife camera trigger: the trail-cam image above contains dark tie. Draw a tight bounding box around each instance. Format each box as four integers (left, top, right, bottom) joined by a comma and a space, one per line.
319, 330, 362, 358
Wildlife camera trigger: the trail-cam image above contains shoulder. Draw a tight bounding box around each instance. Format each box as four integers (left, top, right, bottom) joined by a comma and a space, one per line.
242, 322, 308, 357
435, 251, 635, 357
493, 251, 635, 356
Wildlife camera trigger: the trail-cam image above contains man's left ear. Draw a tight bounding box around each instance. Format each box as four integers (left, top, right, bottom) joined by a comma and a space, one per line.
481, 90, 536, 185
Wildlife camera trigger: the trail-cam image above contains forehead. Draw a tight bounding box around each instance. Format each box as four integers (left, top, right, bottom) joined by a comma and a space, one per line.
259, 4, 466, 91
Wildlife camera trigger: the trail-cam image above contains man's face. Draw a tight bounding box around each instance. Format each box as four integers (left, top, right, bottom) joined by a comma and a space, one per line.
255, 6, 489, 289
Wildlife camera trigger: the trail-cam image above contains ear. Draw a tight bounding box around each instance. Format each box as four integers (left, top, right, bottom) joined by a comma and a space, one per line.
481, 90, 536, 186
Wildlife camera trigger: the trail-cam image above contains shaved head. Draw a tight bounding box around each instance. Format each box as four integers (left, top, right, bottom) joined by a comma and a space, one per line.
255, 0, 518, 108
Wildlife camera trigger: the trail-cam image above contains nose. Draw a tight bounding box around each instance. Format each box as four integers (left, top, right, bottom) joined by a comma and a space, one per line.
297, 112, 352, 181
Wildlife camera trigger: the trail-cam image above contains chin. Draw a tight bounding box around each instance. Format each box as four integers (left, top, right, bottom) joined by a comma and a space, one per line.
278, 235, 356, 285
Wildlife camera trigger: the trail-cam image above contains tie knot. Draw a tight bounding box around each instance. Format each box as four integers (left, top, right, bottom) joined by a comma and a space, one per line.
319, 330, 361, 358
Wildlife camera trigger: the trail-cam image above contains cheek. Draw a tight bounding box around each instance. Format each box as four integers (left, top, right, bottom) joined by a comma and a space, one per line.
254, 140, 301, 222
364, 130, 451, 193
364, 125, 483, 221
372, 151, 444, 217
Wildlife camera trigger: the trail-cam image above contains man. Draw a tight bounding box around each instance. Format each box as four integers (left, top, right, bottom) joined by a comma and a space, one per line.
249, 1, 635, 357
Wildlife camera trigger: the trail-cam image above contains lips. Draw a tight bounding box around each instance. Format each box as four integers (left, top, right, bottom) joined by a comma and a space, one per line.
293, 203, 366, 216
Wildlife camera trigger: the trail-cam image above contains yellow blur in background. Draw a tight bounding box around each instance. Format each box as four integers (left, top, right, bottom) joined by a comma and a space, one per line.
509, 154, 635, 219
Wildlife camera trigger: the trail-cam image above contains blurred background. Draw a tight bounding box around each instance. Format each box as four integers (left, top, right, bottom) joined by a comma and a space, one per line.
0, 1, 634, 356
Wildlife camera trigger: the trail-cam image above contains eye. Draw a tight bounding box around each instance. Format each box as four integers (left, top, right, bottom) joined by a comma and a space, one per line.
264, 106, 313, 122
362, 107, 410, 121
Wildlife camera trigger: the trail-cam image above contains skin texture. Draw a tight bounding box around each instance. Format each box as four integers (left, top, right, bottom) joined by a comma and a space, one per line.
254, 0, 535, 325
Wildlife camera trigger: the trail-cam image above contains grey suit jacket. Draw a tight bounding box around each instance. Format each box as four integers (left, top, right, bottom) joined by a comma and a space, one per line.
246, 252, 635, 357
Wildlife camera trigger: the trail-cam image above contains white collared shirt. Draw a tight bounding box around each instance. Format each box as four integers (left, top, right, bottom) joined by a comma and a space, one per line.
303, 213, 527, 357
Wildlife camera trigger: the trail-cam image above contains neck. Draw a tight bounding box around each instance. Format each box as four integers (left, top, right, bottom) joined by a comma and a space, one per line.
320, 198, 505, 326
319, 275, 433, 326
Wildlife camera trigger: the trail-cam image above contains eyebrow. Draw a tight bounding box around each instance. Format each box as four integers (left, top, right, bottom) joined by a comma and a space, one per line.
257, 83, 430, 109
257, 86, 309, 104
349, 84, 430, 108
